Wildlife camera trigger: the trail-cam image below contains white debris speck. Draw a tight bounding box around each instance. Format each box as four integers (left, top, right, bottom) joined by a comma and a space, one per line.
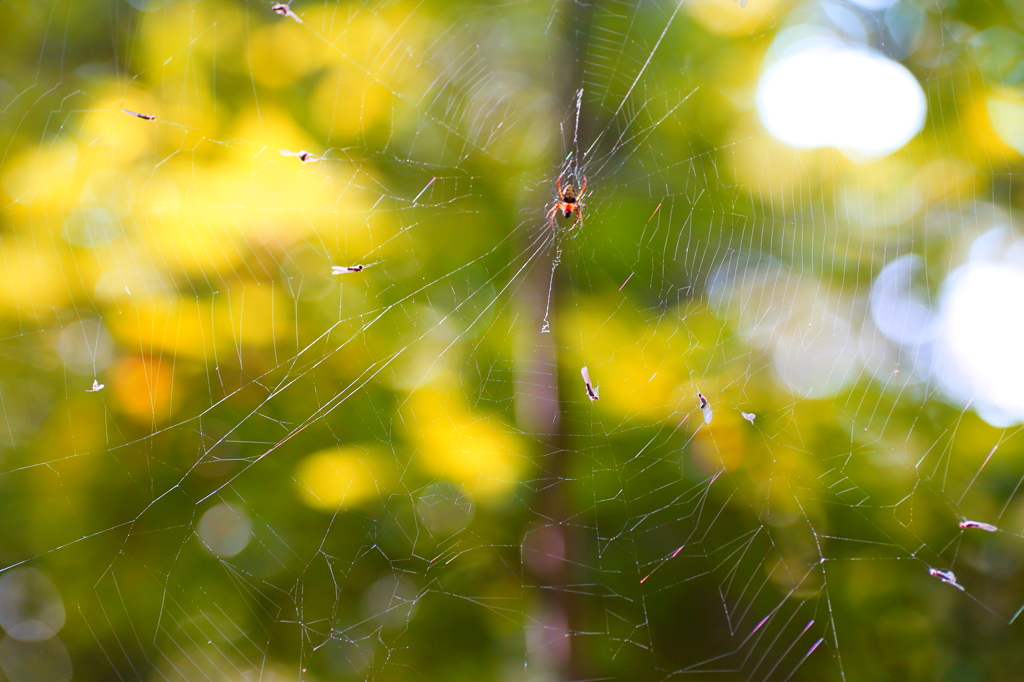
581, 366, 599, 401
928, 567, 964, 591
959, 520, 998, 532
698, 392, 712, 424
271, 3, 303, 22
332, 265, 365, 274
280, 149, 319, 163
121, 108, 156, 120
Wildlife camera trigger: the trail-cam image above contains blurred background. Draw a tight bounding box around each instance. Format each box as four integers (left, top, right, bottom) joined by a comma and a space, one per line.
3, 0, 1024, 680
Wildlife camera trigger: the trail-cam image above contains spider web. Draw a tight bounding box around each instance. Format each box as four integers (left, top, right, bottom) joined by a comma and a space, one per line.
0, 0, 1022, 680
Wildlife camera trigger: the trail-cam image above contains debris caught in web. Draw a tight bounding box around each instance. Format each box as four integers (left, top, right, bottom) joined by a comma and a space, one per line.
121, 108, 156, 120
928, 568, 964, 591
271, 2, 302, 22
741, 411, 755, 422
280, 149, 319, 163
86, 380, 105, 392
698, 392, 712, 424
581, 366, 599, 401
959, 520, 998, 532
332, 265, 366, 274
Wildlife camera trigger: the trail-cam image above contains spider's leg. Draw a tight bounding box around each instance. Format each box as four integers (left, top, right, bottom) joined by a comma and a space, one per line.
546, 204, 559, 228
578, 178, 587, 198
556, 173, 564, 196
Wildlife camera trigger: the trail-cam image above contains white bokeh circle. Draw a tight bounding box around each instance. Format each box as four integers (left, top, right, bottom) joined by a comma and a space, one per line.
757, 37, 926, 156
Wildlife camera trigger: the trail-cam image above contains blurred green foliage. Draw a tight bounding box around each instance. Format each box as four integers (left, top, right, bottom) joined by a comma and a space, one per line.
3, 0, 1024, 681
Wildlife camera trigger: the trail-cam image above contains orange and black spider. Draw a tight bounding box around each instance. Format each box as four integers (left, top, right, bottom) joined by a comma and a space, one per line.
546, 173, 587, 228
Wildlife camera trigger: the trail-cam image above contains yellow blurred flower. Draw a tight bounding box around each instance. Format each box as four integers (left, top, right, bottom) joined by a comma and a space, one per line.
984, 86, 1024, 158
110, 105, 387, 279
80, 89, 162, 166
138, 1, 217, 78
110, 354, 179, 423
107, 284, 294, 363
302, 4, 427, 73
685, 0, 783, 37
2, 139, 81, 208
294, 446, 388, 509
405, 389, 525, 501
300, 5, 431, 140
0, 242, 72, 319
310, 67, 393, 140
563, 298, 692, 420
689, 407, 746, 474
247, 21, 322, 89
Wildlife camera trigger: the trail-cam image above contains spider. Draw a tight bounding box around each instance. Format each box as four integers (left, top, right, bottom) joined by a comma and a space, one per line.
546, 173, 587, 228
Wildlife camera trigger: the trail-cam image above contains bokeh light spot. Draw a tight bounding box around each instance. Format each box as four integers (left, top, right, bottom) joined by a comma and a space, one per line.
0, 635, 72, 682
0, 568, 65, 642
416, 481, 474, 535
936, 261, 1024, 426
361, 573, 418, 630
757, 36, 926, 156
197, 504, 253, 558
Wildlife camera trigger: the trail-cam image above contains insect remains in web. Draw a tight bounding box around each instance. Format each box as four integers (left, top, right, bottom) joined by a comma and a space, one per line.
698, 392, 713, 424
546, 172, 587, 229
741, 411, 755, 423
271, 2, 302, 21
280, 149, 320, 163
86, 380, 105, 392
332, 264, 367, 274
928, 567, 964, 591
121, 108, 156, 121
580, 366, 599, 401
959, 519, 998, 532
